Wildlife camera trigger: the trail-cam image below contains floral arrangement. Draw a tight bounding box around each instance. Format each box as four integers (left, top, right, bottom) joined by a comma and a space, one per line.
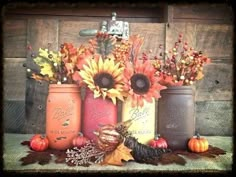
25, 41, 94, 85
78, 32, 166, 107
79, 32, 125, 104
26, 32, 167, 107
23, 31, 215, 167
153, 34, 211, 87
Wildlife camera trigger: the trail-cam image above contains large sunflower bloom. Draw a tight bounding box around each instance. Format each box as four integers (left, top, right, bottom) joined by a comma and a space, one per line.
79, 56, 124, 104
123, 60, 166, 107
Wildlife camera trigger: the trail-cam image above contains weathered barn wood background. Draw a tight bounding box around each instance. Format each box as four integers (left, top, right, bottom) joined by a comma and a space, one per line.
3, 3, 233, 135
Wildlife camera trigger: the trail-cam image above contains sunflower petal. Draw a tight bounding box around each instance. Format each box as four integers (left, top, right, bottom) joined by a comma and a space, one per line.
110, 97, 117, 104
98, 57, 104, 72
91, 59, 98, 73
107, 88, 120, 96
137, 95, 144, 107
116, 94, 124, 101
103, 58, 110, 72
93, 89, 101, 98
79, 70, 91, 80
112, 68, 123, 78
145, 95, 153, 103
83, 64, 95, 75
101, 90, 107, 100
112, 61, 122, 73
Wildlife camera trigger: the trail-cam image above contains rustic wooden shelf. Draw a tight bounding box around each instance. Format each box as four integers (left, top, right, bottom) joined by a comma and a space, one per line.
3, 133, 232, 173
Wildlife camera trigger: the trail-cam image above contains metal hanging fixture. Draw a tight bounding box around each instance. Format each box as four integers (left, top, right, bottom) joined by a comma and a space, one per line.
79, 12, 129, 40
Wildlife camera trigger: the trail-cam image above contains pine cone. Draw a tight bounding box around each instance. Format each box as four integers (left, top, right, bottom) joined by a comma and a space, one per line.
115, 119, 133, 137
124, 136, 171, 163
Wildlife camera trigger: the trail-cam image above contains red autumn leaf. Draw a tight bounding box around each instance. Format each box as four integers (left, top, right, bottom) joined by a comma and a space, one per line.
160, 152, 186, 166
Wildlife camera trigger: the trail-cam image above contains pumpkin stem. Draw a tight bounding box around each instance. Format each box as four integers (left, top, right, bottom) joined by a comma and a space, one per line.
196, 132, 200, 139
78, 132, 83, 137
154, 134, 161, 140
93, 131, 99, 136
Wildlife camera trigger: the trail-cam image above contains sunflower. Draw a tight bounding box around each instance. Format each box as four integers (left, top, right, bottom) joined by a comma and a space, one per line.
123, 60, 166, 107
79, 56, 124, 104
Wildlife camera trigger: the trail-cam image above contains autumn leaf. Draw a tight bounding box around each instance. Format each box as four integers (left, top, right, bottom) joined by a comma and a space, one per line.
160, 152, 186, 165
38, 48, 61, 64
101, 143, 134, 166
20, 151, 52, 165
40, 63, 54, 77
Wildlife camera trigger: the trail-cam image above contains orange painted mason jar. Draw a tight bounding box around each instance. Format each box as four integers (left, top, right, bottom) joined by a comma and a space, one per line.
46, 84, 81, 150
82, 89, 118, 140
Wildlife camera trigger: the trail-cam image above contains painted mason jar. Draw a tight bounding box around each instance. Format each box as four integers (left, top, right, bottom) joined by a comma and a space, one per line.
82, 89, 118, 140
158, 86, 195, 150
122, 97, 156, 144
46, 84, 81, 150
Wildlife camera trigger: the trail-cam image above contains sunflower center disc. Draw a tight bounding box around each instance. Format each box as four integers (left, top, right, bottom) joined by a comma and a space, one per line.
101, 77, 110, 87
136, 79, 145, 88
131, 73, 150, 94
94, 72, 115, 89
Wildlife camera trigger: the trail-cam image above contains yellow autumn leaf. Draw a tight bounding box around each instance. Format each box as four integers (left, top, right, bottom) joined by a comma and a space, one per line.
38, 48, 61, 65
40, 63, 54, 77
101, 142, 134, 166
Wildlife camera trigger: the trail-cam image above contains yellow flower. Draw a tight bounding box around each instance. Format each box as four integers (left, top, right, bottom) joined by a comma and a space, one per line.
79, 56, 124, 104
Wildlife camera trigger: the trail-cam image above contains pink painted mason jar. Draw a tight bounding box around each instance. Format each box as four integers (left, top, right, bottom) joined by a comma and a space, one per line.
82, 89, 118, 140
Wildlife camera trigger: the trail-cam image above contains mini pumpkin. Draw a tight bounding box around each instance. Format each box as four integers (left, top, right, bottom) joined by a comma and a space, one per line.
148, 134, 168, 149
72, 132, 89, 148
94, 124, 123, 152
188, 133, 209, 153
30, 134, 49, 152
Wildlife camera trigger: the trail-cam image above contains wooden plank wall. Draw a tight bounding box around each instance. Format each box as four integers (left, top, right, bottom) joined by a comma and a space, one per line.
3, 3, 233, 136
3, 20, 27, 133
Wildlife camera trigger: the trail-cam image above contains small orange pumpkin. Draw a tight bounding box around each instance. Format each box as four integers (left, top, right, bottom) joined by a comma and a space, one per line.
188, 133, 209, 153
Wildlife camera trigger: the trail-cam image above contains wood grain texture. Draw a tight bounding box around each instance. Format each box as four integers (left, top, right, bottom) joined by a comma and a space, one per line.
59, 21, 99, 47
130, 23, 165, 56
195, 101, 233, 136
165, 23, 196, 54
3, 19, 27, 58
172, 4, 233, 24
5, 6, 164, 19
25, 19, 59, 134
195, 63, 232, 102
6, 16, 163, 23
195, 24, 233, 60
28, 19, 59, 51
24, 80, 48, 134
3, 58, 26, 101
